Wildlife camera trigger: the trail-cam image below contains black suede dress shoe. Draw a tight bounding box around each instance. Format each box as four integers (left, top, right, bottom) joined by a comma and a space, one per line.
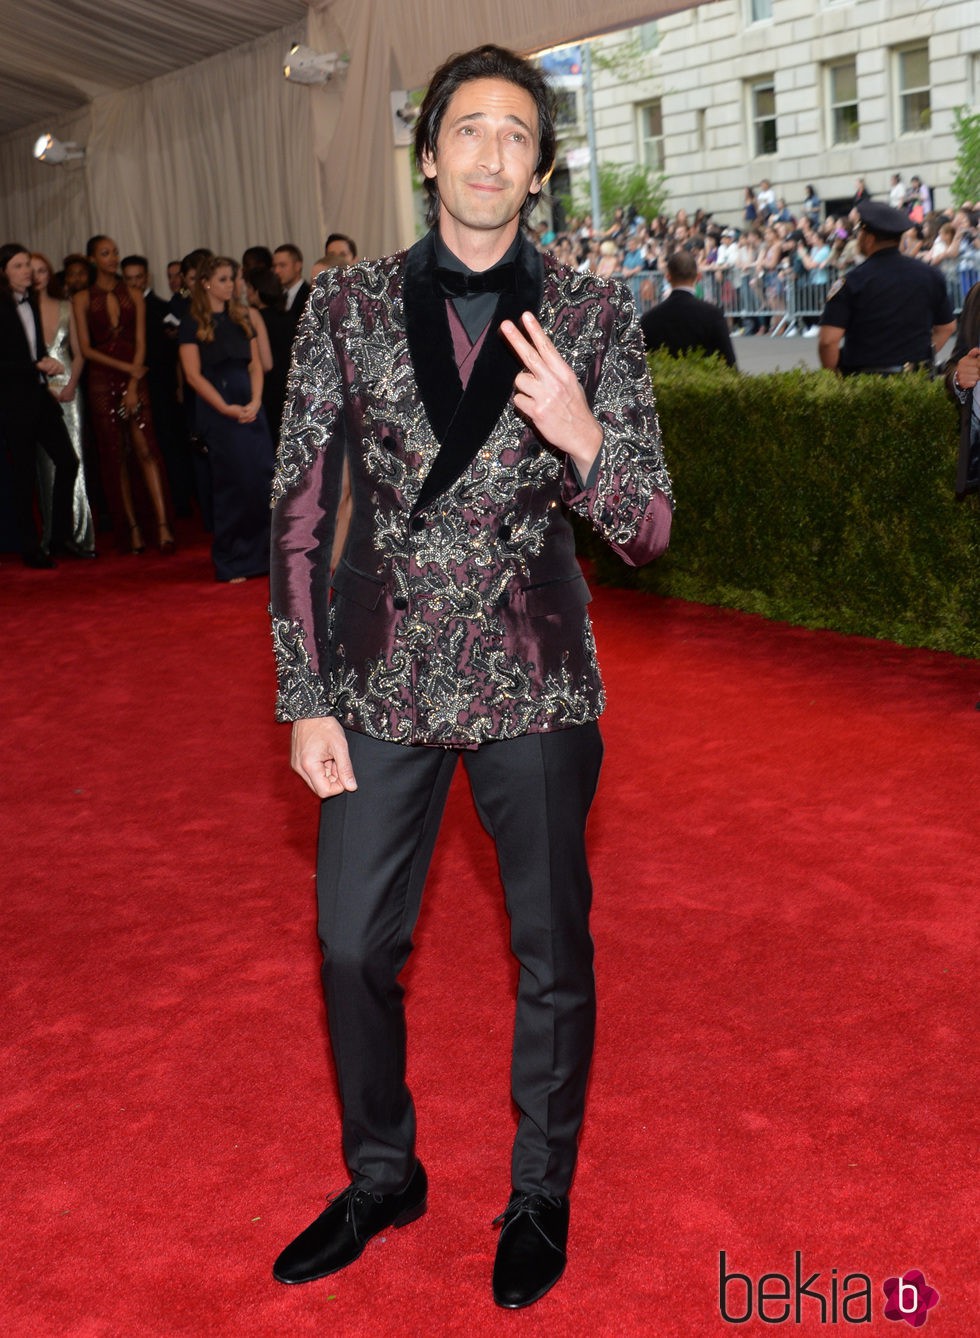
22, 548, 56, 569
273, 1161, 427, 1285
492, 1191, 569, 1309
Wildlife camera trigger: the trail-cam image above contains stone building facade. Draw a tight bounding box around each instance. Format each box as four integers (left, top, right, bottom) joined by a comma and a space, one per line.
553, 0, 979, 225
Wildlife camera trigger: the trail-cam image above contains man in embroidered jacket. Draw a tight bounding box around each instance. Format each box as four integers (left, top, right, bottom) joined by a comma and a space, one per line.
268, 44, 672, 1309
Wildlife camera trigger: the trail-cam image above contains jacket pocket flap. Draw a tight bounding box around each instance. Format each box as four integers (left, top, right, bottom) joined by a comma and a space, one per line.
331, 560, 387, 611
521, 573, 592, 618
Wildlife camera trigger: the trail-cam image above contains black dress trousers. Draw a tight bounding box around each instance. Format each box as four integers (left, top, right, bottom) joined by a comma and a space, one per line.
315, 721, 603, 1197
4, 386, 78, 553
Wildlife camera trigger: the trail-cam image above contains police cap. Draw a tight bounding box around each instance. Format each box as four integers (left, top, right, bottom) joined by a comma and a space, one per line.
857, 199, 912, 239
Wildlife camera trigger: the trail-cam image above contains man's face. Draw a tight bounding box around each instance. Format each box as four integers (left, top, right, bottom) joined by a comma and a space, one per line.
4, 251, 32, 295
123, 264, 148, 293
325, 240, 355, 267
421, 77, 541, 246
273, 251, 303, 287
63, 261, 89, 294
167, 262, 182, 293
857, 226, 876, 257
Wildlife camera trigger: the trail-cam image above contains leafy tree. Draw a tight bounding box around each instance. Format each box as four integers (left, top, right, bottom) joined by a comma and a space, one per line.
561, 161, 668, 229
951, 106, 980, 205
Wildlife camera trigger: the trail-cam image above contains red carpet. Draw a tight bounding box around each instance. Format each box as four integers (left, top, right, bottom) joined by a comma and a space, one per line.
1, 530, 977, 1335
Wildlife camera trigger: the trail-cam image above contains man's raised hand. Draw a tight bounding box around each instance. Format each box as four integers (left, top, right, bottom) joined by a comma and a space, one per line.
500, 311, 602, 477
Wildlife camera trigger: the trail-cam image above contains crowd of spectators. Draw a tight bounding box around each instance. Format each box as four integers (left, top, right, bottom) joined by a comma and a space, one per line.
526, 177, 980, 333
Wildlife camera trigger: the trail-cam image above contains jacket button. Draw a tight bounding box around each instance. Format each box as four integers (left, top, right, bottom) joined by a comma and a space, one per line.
410, 515, 426, 531
393, 595, 408, 610
498, 523, 512, 542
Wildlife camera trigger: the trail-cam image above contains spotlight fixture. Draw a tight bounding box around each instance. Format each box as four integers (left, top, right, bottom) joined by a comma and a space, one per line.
33, 133, 85, 165
283, 43, 349, 84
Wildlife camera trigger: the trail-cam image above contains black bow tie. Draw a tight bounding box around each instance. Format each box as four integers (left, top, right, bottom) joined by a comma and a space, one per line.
433, 262, 516, 299
19, 295, 31, 305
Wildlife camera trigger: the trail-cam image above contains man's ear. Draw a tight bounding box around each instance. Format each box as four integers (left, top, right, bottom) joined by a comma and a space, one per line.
421, 147, 437, 182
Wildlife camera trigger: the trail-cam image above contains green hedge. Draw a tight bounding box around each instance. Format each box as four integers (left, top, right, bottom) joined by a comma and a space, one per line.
583, 354, 980, 657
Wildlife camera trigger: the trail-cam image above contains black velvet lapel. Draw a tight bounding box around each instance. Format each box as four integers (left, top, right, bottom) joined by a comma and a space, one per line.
408, 233, 544, 514
404, 232, 463, 443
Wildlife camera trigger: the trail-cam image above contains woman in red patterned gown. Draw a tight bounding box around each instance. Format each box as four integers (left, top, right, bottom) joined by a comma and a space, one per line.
73, 235, 174, 553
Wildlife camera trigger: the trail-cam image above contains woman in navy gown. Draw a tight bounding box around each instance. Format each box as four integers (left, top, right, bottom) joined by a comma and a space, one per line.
178, 256, 274, 582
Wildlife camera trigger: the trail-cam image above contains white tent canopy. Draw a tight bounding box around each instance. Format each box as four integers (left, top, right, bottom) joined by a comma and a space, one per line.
0, 0, 706, 275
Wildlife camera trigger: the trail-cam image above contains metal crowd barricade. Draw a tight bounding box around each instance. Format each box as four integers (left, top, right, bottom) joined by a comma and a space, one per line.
939, 255, 978, 315
622, 255, 976, 330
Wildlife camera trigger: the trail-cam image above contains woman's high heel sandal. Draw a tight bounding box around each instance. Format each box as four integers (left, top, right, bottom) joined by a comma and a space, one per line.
129, 523, 145, 555
158, 523, 176, 555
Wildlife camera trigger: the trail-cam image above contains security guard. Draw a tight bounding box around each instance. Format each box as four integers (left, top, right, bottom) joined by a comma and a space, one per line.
818, 200, 955, 376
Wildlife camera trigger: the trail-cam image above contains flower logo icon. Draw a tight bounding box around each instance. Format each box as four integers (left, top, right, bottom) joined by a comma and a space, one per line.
883, 1270, 940, 1327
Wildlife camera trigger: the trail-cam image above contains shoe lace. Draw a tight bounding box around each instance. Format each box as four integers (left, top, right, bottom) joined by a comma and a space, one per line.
492, 1191, 564, 1232
325, 1184, 386, 1244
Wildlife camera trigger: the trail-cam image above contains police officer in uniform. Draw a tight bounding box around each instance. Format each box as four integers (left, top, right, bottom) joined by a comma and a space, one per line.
818, 200, 955, 376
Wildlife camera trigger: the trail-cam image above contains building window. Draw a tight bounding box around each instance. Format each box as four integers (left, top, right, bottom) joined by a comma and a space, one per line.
828, 59, 859, 144
637, 99, 664, 171
551, 86, 582, 134
696, 108, 707, 154
638, 21, 660, 51
749, 79, 777, 155
896, 45, 931, 133
748, 0, 773, 21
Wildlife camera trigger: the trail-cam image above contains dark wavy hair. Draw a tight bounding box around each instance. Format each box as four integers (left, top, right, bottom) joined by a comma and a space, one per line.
325, 232, 357, 258
243, 265, 285, 311
242, 245, 273, 272
0, 242, 31, 302
414, 44, 556, 228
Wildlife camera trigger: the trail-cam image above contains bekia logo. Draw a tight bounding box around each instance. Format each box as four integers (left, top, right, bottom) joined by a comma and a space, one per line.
719, 1252, 940, 1326
882, 1270, 940, 1327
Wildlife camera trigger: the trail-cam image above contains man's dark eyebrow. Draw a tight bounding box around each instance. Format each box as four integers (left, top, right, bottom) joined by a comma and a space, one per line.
451, 110, 535, 135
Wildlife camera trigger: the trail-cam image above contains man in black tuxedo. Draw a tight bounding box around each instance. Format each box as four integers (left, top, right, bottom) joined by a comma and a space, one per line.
272, 243, 310, 325
268, 44, 672, 1310
0, 242, 80, 567
640, 249, 737, 367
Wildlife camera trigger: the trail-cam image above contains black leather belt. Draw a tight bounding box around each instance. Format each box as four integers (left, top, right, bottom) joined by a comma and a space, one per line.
841, 363, 933, 378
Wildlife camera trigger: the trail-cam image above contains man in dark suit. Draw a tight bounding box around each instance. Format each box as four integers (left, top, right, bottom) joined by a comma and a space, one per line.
0, 242, 80, 566
640, 249, 737, 366
272, 243, 310, 324
268, 45, 672, 1309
